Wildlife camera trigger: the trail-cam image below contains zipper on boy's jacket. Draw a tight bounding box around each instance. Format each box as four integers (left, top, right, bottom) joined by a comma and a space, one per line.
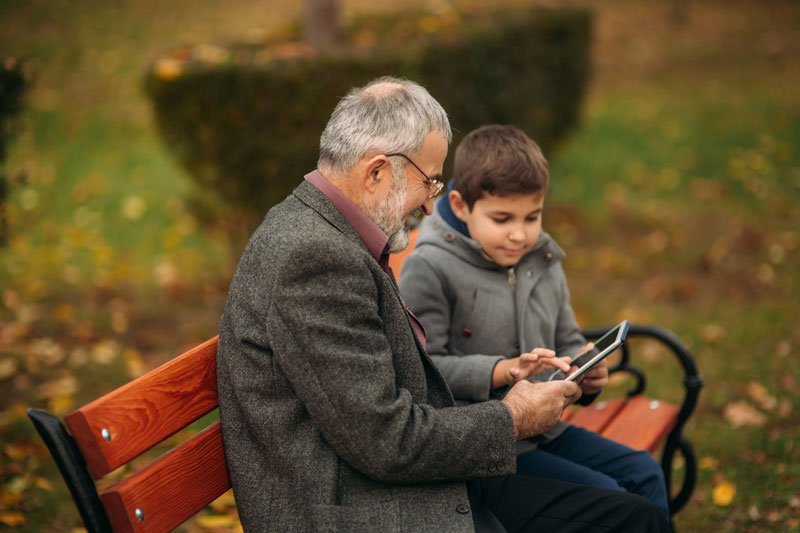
507, 267, 516, 287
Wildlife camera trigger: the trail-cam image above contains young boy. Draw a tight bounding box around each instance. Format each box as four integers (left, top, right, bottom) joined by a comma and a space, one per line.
398, 124, 670, 517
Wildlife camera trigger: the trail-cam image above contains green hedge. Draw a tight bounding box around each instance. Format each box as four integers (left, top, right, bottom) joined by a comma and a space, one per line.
145, 6, 591, 232
0, 58, 27, 245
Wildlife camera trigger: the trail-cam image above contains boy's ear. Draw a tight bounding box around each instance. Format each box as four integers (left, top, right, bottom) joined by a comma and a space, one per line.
449, 190, 470, 221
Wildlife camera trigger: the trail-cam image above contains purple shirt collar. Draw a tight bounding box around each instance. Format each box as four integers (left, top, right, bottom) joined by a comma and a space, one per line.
305, 169, 426, 348
305, 170, 390, 266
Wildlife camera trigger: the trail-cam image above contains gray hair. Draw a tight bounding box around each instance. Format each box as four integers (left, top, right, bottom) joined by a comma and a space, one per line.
318, 76, 452, 175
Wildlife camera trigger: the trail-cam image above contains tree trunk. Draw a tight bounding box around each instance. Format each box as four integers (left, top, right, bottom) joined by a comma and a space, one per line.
306, 0, 340, 49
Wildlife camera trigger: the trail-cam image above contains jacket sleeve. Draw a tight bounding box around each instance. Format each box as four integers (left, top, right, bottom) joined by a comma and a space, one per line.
268, 241, 516, 484
399, 251, 505, 403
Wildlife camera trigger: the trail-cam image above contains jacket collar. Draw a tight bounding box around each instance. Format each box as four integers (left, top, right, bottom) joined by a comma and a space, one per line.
302, 170, 389, 264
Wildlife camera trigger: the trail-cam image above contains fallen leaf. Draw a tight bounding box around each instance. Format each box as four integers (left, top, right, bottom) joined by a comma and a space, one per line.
723, 401, 766, 428
30, 338, 66, 366
124, 349, 146, 379
747, 381, 777, 411
0, 512, 26, 526
4, 442, 35, 461
34, 477, 53, 491
699, 456, 719, 470
91, 339, 120, 365
0, 358, 18, 380
209, 489, 236, 512
700, 323, 726, 343
712, 479, 736, 506
748, 504, 760, 520
776, 340, 791, 357
195, 513, 239, 529
36, 375, 78, 400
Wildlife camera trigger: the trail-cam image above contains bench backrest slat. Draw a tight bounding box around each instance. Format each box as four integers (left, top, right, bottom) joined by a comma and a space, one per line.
64, 336, 220, 479
100, 421, 230, 533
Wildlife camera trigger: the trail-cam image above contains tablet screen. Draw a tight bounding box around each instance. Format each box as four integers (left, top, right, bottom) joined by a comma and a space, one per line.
563, 320, 629, 382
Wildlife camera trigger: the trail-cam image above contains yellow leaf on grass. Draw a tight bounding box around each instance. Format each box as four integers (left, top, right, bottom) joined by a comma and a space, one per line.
699, 456, 719, 470
712, 480, 736, 506
195, 513, 239, 529
124, 349, 146, 379
208, 489, 236, 511
0, 512, 27, 526
34, 477, 53, 491
0, 358, 18, 380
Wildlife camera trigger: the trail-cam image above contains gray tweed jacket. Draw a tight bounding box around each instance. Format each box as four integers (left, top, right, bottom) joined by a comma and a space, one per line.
217, 180, 517, 532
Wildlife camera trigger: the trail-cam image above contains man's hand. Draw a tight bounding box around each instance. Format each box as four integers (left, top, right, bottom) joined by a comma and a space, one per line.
501, 380, 582, 440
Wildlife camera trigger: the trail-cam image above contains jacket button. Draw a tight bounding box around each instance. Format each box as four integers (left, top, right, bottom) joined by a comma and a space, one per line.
456, 503, 470, 514
445, 231, 456, 242
544, 252, 553, 262
462, 328, 473, 338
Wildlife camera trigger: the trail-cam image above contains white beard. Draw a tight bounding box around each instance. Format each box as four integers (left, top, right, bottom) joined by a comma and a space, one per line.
367, 177, 412, 254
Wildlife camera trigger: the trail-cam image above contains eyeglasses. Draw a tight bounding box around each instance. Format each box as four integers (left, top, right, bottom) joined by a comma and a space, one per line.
385, 153, 445, 199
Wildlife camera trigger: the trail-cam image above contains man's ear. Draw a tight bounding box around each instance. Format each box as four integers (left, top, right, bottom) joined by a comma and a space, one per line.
449, 190, 470, 221
362, 155, 389, 194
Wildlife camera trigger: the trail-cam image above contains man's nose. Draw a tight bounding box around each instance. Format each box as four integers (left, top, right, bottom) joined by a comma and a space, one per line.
420, 197, 435, 216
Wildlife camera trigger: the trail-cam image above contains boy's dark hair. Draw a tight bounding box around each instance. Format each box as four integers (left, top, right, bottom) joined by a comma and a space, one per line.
452, 124, 548, 209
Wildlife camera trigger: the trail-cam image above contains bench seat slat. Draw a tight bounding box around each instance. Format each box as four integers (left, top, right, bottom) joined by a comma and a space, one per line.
100, 422, 230, 533
600, 396, 680, 453
64, 337, 220, 479
566, 397, 627, 433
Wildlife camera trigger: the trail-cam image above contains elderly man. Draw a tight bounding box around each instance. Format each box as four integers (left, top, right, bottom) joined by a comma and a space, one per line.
217, 77, 670, 532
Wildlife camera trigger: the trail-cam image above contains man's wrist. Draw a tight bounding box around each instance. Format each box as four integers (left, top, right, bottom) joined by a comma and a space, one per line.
500, 401, 518, 440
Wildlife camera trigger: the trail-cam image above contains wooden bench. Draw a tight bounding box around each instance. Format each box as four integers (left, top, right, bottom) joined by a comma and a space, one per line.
28, 237, 702, 532
28, 337, 227, 532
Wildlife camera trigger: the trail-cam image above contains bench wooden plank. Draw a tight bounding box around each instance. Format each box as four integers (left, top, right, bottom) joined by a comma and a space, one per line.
600, 396, 680, 453
64, 337, 220, 479
100, 421, 230, 533
566, 397, 627, 433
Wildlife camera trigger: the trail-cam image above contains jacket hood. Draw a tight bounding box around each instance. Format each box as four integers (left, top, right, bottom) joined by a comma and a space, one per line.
414, 205, 565, 271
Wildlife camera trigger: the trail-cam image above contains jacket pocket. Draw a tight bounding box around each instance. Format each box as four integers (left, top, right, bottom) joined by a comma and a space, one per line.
453, 287, 515, 356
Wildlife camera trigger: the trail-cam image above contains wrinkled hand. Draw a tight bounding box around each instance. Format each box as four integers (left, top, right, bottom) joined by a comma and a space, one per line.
502, 380, 582, 440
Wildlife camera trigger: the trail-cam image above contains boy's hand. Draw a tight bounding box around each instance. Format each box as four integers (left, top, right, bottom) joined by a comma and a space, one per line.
574, 362, 609, 395
495, 348, 571, 388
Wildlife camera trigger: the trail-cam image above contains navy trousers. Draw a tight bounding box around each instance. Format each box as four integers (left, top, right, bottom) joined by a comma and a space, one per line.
516, 425, 670, 518
468, 474, 671, 533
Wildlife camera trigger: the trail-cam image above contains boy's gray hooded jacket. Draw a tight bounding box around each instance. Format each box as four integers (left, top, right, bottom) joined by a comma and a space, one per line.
399, 210, 594, 444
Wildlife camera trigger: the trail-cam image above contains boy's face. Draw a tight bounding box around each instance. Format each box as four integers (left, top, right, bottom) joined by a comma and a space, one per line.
450, 190, 544, 267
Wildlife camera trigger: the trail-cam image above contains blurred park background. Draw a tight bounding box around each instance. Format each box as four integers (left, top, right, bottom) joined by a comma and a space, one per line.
1, 0, 799, 530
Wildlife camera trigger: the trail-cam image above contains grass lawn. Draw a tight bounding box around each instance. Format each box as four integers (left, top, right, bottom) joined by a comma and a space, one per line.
2, 0, 799, 530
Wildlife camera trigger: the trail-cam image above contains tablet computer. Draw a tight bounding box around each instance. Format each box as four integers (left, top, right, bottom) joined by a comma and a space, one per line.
550, 320, 629, 382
